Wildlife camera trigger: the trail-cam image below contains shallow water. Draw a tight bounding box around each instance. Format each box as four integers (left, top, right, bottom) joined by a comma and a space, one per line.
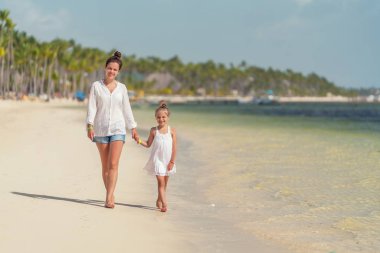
134, 103, 380, 253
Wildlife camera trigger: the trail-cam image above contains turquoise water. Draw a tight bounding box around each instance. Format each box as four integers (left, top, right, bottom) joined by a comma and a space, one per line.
134, 103, 380, 253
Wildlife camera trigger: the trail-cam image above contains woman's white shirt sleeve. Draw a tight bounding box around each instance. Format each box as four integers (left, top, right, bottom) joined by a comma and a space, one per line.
86, 81, 137, 137
122, 85, 137, 130
86, 83, 97, 126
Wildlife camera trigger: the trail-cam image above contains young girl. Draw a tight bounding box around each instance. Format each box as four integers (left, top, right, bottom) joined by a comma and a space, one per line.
138, 101, 176, 212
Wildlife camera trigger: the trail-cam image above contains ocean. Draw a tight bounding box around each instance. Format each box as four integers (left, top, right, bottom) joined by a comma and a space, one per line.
133, 102, 380, 253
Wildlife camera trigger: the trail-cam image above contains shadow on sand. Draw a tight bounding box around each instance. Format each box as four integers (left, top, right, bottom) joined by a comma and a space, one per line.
11, 191, 157, 211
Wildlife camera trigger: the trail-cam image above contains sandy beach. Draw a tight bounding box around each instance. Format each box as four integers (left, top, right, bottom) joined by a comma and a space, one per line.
0, 100, 191, 253
0, 100, 291, 253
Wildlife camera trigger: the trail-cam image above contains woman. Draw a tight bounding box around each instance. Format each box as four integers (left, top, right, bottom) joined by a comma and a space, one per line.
86, 51, 139, 208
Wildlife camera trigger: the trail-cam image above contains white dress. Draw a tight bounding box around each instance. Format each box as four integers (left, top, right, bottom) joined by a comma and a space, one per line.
144, 126, 176, 176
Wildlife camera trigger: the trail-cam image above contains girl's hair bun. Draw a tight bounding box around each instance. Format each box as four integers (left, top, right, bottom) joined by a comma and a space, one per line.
114, 51, 121, 59
159, 100, 167, 108
155, 100, 170, 116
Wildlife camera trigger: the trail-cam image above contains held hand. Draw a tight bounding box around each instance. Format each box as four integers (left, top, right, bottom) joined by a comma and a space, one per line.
87, 129, 94, 141
131, 128, 139, 143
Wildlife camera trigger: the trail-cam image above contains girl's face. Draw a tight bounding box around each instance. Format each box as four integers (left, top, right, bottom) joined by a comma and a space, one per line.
105, 62, 120, 81
155, 110, 169, 127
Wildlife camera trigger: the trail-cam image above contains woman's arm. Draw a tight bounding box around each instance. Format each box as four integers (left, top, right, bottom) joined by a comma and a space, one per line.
86, 83, 97, 140
139, 128, 155, 148
167, 128, 177, 171
131, 128, 139, 143
122, 85, 137, 130
87, 124, 94, 141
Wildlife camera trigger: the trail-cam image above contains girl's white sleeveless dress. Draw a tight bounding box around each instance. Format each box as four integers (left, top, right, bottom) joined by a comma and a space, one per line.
143, 126, 176, 176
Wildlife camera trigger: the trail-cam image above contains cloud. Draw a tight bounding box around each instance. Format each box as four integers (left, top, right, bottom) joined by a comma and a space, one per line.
255, 16, 306, 40
294, 0, 314, 6
3, 0, 70, 41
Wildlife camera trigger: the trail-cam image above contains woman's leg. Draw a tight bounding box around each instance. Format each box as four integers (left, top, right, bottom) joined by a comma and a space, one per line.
96, 143, 110, 189
105, 140, 124, 207
156, 176, 167, 212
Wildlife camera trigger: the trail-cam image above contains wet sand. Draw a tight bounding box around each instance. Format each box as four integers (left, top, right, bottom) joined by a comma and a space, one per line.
167, 105, 380, 253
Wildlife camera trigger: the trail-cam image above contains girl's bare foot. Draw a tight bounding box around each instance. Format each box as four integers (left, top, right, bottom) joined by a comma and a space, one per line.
160, 203, 167, 212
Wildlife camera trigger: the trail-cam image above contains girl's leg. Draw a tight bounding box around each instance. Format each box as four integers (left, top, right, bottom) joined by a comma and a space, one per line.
156, 176, 167, 212
164, 176, 170, 211
156, 197, 162, 209
105, 140, 124, 208
96, 143, 110, 189
156, 176, 162, 209
156, 176, 170, 209
164, 176, 169, 191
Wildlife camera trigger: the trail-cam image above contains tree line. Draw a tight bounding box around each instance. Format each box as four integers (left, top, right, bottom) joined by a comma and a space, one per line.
0, 9, 357, 100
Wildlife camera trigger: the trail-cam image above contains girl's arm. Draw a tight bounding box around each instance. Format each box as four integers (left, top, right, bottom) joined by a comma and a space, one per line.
139, 128, 155, 148
167, 128, 177, 171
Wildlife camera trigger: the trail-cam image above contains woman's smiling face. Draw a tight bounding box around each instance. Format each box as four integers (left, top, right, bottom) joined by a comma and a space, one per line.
105, 62, 120, 81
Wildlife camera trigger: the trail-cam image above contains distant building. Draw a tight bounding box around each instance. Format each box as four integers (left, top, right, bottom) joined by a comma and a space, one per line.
197, 88, 206, 96
145, 72, 181, 92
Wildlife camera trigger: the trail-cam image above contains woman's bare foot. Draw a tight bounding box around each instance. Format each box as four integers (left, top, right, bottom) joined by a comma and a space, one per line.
156, 199, 163, 209
104, 202, 114, 208
105, 195, 115, 209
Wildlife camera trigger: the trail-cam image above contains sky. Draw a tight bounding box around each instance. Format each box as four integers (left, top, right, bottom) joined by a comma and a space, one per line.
1, 0, 379, 88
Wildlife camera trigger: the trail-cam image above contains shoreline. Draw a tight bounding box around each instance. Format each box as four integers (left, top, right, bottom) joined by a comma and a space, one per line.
2, 94, 380, 107
141, 95, 380, 104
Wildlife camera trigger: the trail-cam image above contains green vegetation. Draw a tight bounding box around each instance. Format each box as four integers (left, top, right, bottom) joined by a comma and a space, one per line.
0, 9, 357, 99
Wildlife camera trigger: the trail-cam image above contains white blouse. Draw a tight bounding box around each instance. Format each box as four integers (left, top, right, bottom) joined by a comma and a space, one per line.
86, 80, 137, 137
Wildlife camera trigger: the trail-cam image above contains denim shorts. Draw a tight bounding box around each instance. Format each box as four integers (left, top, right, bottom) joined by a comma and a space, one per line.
93, 134, 126, 144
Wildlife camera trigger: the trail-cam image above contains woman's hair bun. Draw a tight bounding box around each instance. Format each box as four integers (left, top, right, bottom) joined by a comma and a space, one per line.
105, 50, 123, 69
113, 51, 121, 59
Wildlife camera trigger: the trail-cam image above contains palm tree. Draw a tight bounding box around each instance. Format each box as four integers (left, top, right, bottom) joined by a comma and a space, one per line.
0, 9, 11, 97
5, 17, 15, 97
1, 8, 359, 100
